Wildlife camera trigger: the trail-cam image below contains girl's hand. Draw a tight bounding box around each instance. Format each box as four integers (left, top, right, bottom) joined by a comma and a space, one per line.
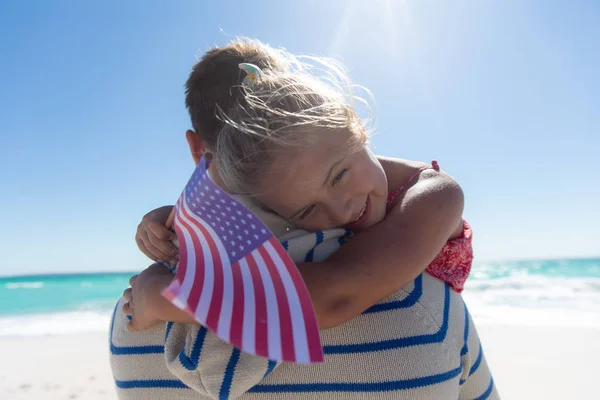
122, 265, 174, 331
135, 205, 179, 265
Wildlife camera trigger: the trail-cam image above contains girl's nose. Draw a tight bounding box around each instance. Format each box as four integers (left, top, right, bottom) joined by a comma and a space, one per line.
329, 197, 356, 227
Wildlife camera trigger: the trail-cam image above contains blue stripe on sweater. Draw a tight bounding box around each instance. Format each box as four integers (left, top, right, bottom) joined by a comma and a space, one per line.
461, 303, 470, 357
304, 231, 325, 262
219, 351, 276, 399
323, 283, 450, 354
218, 351, 277, 397
115, 378, 189, 389
219, 348, 241, 399
179, 326, 208, 370
459, 303, 470, 385
337, 229, 353, 247
249, 365, 462, 393
165, 321, 174, 341
110, 301, 189, 391
264, 360, 277, 378
109, 302, 164, 355
473, 377, 494, 400
363, 274, 423, 314
469, 343, 483, 376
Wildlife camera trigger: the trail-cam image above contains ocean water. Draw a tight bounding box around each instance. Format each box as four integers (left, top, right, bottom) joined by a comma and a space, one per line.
0, 272, 132, 337
1, 259, 599, 337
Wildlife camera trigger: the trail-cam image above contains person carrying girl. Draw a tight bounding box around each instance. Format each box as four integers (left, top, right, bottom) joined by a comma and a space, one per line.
111, 38, 497, 400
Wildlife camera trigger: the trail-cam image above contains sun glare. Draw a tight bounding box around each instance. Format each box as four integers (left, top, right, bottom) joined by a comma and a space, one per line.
328, 0, 417, 62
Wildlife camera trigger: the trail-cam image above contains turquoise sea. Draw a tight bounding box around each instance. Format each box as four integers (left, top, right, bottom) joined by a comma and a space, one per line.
1, 258, 599, 336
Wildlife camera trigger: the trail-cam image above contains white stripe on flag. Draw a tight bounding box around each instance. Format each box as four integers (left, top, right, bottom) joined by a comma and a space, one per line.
178, 196, 216, 324
251, 249, 282, 361
238, 258, 256, 355
264, 240, 309, 364
171, 296, 187, 311
182, 199, 234, 341
172, 211, 196, 305
164, 277, 186, 310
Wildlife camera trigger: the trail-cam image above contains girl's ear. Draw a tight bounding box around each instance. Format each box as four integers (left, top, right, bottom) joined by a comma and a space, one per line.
185, 130, 207, 165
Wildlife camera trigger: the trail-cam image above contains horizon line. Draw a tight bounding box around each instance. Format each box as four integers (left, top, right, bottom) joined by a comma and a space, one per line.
2, 255, 600, 279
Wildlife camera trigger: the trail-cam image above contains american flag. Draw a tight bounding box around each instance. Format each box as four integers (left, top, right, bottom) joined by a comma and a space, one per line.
162, 157, 323, 364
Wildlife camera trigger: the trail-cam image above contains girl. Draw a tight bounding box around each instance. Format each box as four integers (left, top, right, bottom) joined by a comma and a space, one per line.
125, 46, 472, 332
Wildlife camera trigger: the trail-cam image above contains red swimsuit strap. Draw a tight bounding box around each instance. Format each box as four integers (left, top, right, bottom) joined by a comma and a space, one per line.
387, 160, 440, 207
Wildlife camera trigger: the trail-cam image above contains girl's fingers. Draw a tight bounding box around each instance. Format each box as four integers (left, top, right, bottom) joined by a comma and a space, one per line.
129, 275, 138, 287
127, 319, 140, 332
135, 234, 157, 261
136, 229, 172, 263
123, 287, 133, 302
148, 221, 175, 241
122, 301, 131, 316
147, 223, 179, 261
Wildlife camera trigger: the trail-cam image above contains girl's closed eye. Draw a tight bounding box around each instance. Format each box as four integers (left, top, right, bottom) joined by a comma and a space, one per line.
299, 204, 316, 220
332, 168, 348, 186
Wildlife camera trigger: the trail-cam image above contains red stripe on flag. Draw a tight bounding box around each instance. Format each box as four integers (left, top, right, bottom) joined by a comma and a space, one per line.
161, 280, 178, 302
268, 237, 323, 363
163, 277, 193, 316
169, 194, 187, 281
170, 209, 188, 289
257, 245, 296, 362
180, 202, 225, 335
173, 204, 206, 314
245, 254, 269, 358
229, 261, 245, 350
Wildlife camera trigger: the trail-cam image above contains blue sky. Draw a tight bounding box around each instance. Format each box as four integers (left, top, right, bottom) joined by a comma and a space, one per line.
1, 0, 598, 276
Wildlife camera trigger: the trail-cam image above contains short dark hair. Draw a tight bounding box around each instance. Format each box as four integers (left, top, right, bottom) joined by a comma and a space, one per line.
185, 38, 287, 150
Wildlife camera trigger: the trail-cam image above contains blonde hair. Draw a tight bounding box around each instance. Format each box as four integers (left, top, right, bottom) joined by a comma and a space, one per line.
214, 54, 375, 196
185, 38, 289, 149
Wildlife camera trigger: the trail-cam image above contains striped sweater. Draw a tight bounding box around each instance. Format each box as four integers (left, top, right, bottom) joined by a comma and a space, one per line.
110, 198, 499, 399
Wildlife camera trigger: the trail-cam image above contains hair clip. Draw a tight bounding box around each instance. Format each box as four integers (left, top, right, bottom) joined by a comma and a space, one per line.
239, 63, 263, 88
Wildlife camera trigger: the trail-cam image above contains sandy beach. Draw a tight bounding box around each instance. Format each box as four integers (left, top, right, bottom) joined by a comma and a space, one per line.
0, 333, 115, 400
478, 325, 599, 399
0, 324, 598, 399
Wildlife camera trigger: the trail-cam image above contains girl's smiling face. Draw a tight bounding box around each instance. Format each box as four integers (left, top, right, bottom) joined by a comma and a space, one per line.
257, 129, 388, 232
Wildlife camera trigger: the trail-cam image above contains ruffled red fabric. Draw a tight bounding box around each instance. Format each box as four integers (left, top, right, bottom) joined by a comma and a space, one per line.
387, 161, 473, 292
425, 220, 472, 293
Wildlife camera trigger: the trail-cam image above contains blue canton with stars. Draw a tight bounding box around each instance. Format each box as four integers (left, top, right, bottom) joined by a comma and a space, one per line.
181, 158, 273, 265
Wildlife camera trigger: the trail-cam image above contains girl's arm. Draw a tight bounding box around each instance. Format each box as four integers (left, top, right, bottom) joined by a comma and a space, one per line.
136, 206, 178, 266
133, 158, 463, 330
133, 158, 455, 263
122, 264, 196, 331
300, 163, 464, 329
